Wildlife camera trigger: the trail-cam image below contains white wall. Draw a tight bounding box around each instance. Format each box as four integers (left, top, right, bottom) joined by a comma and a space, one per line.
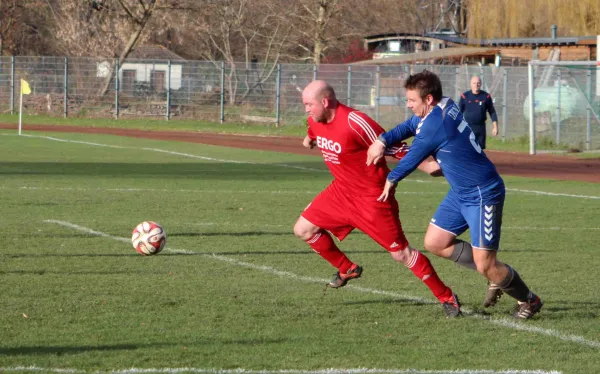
119, 62, 183, 90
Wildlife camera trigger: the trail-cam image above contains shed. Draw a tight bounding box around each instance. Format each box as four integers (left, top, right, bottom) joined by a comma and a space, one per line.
426, 35, 597, 65
97, 45, 186, 93
353, 47, 499, 65
122, 45, 185, 91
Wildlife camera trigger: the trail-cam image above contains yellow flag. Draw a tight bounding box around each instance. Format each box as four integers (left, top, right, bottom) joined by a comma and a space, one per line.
21, 79, 31, 95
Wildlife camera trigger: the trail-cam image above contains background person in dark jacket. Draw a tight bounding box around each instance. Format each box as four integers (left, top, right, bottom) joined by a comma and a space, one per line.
458, 76, 498, 149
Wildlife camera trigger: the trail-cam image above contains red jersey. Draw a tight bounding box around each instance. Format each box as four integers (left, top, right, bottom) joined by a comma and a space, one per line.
307, 103, 399, 197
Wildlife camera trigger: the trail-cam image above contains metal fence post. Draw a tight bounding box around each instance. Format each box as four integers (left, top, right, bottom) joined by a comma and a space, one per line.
115, 58, 119, 119
501, 69, 507, 142
556, 69, 561, 144
275, 64, 281, 127
347, 65, 352, 107
10, 56, 15, 114
455, 66, 460, 101
313, 64, 318, 81
375, 65, 380, 123
586, 69, 592, 150
528, 62, 536, 155
220, 62, 225, 124
166, 60, 171, 121
404, 66, 410, 122
64, 57, 68, 118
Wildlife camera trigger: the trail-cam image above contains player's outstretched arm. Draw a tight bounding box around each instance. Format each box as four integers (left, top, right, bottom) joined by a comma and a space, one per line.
387, 122, 442, 184
370, 117, 418, 167
381, 116, 419, 145
303, 135, 316, 149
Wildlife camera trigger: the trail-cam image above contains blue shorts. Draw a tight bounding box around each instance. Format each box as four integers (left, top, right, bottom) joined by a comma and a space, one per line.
430, 187, 505, 250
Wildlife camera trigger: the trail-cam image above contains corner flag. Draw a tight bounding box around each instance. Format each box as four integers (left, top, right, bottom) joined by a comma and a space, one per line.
21, 79, 31, 95
18, 79, 31, 135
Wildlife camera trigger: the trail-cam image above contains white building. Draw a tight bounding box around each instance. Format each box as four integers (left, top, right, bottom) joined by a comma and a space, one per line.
97, 45, 186, 92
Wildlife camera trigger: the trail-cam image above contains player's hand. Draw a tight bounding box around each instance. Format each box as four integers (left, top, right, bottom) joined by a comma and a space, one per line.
492, 122, 498, 137
303, 136, 316, 149
377, 180, 395, 202
367, 140, 385, 166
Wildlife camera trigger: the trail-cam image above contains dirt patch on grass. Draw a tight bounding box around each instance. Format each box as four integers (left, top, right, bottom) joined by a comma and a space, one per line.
2, 123, 599, 183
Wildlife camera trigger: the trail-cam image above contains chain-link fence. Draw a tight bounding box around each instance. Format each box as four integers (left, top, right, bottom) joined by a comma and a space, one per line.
0, 56, 598, 150
527, 61, 600, 152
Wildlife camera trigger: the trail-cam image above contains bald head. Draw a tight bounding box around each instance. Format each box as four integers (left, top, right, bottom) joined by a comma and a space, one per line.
470, 76, 482, 94
303, 80, 337, 102
302, 80, 338, 123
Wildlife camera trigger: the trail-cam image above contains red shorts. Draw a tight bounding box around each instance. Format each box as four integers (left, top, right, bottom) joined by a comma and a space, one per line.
301, 183, 409, 252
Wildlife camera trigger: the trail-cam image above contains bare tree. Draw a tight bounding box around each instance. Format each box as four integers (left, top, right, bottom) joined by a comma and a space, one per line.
0, 0, 19, 56
177, 0, 292, 104
288, 0, 420, 64
465, 0, 600, 39
0, 0, 54, 56
49, 0, 185, 96
98, 0, 161, 95
442, 0, 466, 35
288, 0, 347, 64
52, 1, 128, 58
413, 0, 463, 35
0, 0, 43, 56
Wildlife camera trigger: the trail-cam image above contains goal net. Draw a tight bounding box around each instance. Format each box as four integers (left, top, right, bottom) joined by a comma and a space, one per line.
526, 60, 600, 153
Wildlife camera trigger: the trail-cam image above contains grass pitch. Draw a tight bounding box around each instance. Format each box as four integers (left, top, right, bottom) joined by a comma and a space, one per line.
0, 130, 599, 374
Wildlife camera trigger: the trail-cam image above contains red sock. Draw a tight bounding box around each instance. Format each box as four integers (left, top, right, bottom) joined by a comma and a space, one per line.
406, 250, 453, 302
306, 231, 353, 273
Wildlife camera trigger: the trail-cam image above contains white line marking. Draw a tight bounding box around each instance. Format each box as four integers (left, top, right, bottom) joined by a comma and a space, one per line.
45, 220, 130, 243
21, 134, 325, 173
43, 220, 600, 350
15, 133, 599, 200
5, 186, 598, 231
29, 217, 600, 232
20, 134, 124, 149
0, 367, 79, 373
506, 188, 600, 200
141, 147, 249, 164
189, 222, 599, 231
0, 366, 563, 374
0, 186, 444, 195
503, 226, 600, 231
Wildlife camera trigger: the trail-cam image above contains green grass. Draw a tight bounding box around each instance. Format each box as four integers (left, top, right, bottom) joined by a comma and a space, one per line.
0, 130, 599, 374
0, 113, 308, 137
2, 113, 599, 157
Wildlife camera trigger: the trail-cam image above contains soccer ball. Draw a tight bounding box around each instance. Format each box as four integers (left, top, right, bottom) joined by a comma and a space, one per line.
131, 221, 166, 256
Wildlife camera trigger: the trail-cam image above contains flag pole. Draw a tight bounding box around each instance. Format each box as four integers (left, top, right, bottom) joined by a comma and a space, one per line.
18, 88, 23, 135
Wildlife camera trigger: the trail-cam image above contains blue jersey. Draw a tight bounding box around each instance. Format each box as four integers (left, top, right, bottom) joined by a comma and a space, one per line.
382, 98, 503, 198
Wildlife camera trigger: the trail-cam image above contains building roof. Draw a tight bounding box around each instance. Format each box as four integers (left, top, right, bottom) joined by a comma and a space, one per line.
364, 32, 450, 45
425, 35, 596, 47
128, 45, 186, 61
365, 32, 442, 40
364, 33, 597, 47
352, 47, 499, 65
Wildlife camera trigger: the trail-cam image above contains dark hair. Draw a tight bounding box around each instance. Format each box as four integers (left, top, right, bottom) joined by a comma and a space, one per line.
404, 70, 442, 101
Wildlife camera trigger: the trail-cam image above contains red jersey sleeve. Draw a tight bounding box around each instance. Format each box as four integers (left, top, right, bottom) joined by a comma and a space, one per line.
385, 141, 409, 160
347, 111, 384, 146
346, 110, 408, 160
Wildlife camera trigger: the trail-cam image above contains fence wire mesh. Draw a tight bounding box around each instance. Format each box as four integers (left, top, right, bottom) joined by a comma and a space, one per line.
3, 56, 599, 150
529, 63, 599, 151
